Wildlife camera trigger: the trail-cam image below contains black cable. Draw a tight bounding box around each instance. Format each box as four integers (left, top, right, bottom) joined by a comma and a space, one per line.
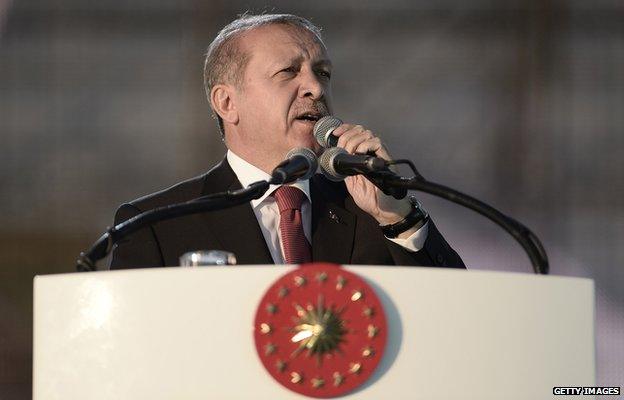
77, 159, 549, 274
76, 180, 270, 271
375, 170, 549, 274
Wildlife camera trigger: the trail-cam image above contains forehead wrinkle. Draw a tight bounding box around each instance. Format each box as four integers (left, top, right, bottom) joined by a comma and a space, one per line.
242, 24, 331, 77
274, 24, 328, 62
280, 40, 324, 62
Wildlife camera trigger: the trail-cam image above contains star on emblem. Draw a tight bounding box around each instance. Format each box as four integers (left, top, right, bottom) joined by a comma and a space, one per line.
367, 324, 379, 338
275, 359, 287, 372
335, 275, 346, 291
264, 343, 276, 355
311, 377, 324, 388
332, 372, 344, 386
290, 371, 303, 384
351, 290, 363, 301
315, 272, 328, 283
260, 323, 272, 334
278, 286, 289, 298
349, 362, 362, 374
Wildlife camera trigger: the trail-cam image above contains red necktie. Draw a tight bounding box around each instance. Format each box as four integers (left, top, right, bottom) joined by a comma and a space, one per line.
273, 186, 312, 264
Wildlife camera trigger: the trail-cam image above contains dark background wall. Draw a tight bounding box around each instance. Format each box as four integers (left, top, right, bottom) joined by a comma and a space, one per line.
1, 0, 622, 398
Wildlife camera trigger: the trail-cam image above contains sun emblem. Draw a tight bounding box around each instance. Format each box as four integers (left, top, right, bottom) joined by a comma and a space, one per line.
253, 263, 387, 398
290, 295, 347, 359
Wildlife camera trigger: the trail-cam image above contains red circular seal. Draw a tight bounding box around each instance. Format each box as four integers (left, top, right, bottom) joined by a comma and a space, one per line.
253, 263, 387, 398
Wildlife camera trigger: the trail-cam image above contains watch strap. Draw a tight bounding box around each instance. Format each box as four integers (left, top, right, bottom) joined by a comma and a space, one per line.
380, 197, 429, 238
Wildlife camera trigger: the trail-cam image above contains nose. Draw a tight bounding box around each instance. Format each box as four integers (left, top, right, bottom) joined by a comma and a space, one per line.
298, 67, 324, 101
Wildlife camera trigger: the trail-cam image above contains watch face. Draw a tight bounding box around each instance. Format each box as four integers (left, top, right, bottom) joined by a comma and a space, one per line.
253, 263, 388, 398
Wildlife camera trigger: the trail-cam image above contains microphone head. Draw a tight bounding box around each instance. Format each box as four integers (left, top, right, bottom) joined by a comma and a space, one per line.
319, 147, 347, 182
313, 116, 343, 147
286, 147, 318, 181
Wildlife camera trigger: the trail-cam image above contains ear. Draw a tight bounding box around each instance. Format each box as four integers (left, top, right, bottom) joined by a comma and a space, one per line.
210, 84, 239, 125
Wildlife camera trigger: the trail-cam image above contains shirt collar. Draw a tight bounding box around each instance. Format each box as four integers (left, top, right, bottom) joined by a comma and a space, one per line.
226, 150, 311, 208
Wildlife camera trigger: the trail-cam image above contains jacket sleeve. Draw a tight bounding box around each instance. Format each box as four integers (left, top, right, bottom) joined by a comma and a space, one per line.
109, 203, 165, 269
385, 220, 465, 268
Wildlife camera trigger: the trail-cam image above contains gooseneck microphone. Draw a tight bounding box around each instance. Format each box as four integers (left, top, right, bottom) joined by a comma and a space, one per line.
77, 148, 318, 271
311, 114, 549, 274
270, 147, 318, 185
77, 180, 271, 271
314, 116, 343, 147
319, 147, 389, 181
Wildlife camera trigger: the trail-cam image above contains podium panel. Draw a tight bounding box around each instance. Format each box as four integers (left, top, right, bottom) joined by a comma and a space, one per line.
33, 266, 594, 399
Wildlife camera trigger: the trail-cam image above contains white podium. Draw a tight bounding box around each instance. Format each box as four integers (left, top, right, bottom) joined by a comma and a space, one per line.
33, 266, 594, 399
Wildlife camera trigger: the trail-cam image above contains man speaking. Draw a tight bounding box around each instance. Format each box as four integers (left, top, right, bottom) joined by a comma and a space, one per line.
110, 13, 464, 269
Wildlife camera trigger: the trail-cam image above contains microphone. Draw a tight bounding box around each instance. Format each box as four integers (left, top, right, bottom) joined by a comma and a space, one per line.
316, 115, 407, 198
319, 147, 388, 181
270, 147, 318, 185
314, 116, 343, 147
311, 118, 550, 275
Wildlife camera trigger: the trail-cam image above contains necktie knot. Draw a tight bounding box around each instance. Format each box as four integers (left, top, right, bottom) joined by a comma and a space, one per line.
273, 186, 307, 212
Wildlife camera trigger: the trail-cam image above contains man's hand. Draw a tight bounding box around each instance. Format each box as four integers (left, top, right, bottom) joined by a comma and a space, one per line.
332, 123, 417, 239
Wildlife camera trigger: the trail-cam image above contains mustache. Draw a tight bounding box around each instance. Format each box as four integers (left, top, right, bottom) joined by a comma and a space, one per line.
292, 101, 330, 117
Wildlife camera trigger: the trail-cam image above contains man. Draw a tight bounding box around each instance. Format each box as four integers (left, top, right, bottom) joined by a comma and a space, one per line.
110, 14, 464, 269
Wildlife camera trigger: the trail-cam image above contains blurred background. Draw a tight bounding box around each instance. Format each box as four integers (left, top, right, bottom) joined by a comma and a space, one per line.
1, 0, 622, 397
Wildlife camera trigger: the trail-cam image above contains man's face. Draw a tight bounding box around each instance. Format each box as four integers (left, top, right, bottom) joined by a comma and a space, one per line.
231, 24, 333, 167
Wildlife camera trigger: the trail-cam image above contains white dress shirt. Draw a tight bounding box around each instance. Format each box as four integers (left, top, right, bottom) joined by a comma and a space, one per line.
227, 150, 429, 264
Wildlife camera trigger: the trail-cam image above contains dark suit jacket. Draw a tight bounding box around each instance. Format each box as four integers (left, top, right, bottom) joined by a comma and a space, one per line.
110, 158, 464, 269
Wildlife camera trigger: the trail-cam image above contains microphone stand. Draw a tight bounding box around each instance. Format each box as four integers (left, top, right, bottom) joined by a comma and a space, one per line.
76, 180, 270, 272
365, 168, 549, 275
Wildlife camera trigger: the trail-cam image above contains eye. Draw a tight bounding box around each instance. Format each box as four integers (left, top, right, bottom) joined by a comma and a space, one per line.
280, 66, 297, 74
317, 69, 332, 80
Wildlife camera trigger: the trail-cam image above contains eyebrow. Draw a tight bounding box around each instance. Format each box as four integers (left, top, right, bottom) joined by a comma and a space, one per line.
315, 59, 333, 69
273, 55, 333, 70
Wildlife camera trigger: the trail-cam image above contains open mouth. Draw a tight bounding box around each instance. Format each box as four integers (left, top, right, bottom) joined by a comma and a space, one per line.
295, 113, 322, 122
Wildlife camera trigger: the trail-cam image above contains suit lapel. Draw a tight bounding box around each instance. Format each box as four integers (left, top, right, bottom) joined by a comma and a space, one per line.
310, 175, 356, 264
199, 158, 274, 265
196, 161, 357, 265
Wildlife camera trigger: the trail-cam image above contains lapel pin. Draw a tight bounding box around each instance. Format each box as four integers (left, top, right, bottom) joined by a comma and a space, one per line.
329, 210, 340, 224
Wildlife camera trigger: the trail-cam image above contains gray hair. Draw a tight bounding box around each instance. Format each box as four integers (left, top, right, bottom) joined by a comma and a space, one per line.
203, 13, 325, 137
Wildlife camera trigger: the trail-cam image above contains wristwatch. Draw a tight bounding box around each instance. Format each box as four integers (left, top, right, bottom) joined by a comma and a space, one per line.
380, 196, 429, 238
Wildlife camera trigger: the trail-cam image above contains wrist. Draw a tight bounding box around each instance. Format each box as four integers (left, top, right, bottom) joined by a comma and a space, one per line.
374, 198, 412, 226
380, 196, 429, 239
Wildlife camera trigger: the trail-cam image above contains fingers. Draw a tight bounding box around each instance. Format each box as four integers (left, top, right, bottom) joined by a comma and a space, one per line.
336, 125, 372, 153
332, 123, 390, 159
